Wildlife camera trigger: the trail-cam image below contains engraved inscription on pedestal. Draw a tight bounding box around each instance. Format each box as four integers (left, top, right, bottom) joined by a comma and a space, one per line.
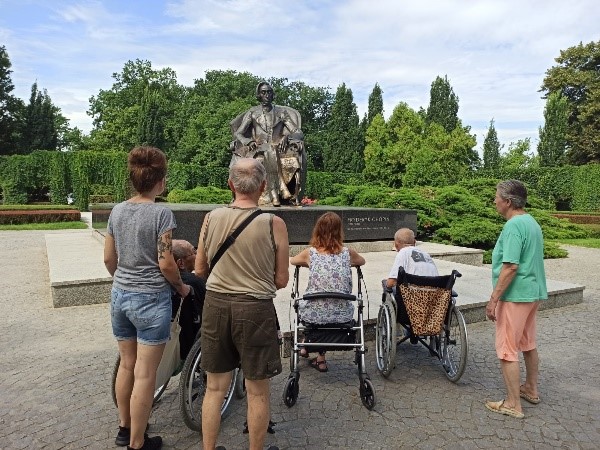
92, 204, 417, 245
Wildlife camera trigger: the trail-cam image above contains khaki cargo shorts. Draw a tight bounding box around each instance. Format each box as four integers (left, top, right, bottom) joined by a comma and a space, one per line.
200, 291, 282, 380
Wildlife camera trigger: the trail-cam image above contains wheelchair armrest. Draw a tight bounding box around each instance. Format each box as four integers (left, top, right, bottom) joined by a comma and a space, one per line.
302, 292, 357, 301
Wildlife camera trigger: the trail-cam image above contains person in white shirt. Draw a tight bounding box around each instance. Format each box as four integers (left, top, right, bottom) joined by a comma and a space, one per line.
386, 228, 439, 289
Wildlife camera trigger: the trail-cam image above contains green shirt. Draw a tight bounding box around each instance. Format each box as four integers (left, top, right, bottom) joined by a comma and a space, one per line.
492, 213, 548, 302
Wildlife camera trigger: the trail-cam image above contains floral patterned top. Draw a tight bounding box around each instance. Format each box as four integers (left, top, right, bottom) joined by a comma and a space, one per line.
298, 247, 354, 324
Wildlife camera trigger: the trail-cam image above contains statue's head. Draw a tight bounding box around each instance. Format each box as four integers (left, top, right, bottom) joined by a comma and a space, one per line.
256, 81, 275, 104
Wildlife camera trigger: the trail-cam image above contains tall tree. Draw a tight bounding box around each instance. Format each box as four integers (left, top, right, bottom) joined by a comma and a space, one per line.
541, 40, 600, 164
425, 75, 459, 133
0, 45, 24, 155
537, 92, 569, 167
323, 83, 364, 172
18, 82, 60, 152
362, 102, 426, 187
275, 79, 333, 171
482, 119, 502, 169
87, 59, 183, 153
367, 83, 384, 125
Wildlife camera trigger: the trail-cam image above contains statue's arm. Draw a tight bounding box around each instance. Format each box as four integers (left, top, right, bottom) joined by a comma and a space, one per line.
233, 110, 255, 146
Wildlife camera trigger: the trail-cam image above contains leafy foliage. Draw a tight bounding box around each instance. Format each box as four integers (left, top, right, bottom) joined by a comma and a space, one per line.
541, 40, 600, 164
319, 181, 588, 252
166, 186, 231, 204
499, 138, 538, 170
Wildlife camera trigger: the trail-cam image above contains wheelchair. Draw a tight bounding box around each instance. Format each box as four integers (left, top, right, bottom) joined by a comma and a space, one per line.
375, 267, 468, 382
282, 266, 376, 410
110, 289, 245, 433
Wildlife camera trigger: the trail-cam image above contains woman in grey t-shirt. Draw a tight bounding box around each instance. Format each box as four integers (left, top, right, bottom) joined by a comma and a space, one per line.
104, 146, 190, 450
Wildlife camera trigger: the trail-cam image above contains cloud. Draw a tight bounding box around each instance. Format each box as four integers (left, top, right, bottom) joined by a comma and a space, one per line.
1, 0, 598, 150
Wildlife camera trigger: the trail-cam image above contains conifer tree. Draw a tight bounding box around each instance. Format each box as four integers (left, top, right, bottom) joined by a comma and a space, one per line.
323, 83, 364, 172
483, 119, 501, 169
0, 45, 24, 154
537, 92, 568, 166
367, 83, 384, 125
425, 75, 459, 133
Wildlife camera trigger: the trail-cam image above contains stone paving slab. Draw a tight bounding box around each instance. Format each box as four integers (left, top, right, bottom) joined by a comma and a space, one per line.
0, 232, 599, 449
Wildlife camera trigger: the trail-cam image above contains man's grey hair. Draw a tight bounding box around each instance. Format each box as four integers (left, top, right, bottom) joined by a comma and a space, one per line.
229, 158, 266, 194
172, 239, 188, 261
497, 179, 527, 209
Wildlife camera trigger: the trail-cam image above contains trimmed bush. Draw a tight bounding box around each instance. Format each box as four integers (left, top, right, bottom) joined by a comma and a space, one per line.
0, 209, 81, 225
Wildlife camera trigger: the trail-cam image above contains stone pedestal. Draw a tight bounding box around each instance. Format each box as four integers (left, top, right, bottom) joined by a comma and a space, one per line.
92, 203, 417, 245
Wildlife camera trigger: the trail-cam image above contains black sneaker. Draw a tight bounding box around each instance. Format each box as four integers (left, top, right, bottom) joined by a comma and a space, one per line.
115, 427, 130, 446
115, 426, 149, 447
215, 446, 226, 450
127, 435, 162, 450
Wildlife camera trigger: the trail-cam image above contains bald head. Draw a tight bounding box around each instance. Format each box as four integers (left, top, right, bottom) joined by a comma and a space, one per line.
394, 228, 416, 248
229, 158, 266, 195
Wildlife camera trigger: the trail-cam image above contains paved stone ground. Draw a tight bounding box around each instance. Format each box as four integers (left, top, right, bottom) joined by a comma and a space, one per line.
0, 231, 599, 450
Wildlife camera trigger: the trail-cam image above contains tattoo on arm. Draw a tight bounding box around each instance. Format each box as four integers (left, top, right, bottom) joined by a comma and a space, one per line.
158, 233, 172, 260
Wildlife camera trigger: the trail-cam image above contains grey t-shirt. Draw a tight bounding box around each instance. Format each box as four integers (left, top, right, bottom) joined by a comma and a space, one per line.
107, 201, 177, 293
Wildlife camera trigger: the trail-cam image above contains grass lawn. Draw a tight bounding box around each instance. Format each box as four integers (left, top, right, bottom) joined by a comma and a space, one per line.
0, 222, 89, 231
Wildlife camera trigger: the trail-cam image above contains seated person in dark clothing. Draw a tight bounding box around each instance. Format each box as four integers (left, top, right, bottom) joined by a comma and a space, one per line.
172, 239, 206, 359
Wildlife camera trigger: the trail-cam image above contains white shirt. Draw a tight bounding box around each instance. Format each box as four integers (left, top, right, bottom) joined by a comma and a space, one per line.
388, 246, 439, 279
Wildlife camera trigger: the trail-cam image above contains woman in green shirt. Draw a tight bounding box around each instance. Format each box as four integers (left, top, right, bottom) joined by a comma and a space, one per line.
485, 180, 547, 419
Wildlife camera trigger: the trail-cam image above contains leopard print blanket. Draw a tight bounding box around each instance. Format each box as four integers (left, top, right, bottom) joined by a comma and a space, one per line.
399, 283, 451, 336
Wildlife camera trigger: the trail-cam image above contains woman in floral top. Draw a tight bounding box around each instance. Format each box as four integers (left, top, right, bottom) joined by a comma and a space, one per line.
290, 212, 365, 372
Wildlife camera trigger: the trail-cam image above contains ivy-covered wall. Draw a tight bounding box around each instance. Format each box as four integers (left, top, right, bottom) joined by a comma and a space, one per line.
1, 150, 598, 211
0, 150, 128, 210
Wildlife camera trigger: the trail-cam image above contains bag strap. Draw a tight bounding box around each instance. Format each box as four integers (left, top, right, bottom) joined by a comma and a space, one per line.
209, 209, 263, 273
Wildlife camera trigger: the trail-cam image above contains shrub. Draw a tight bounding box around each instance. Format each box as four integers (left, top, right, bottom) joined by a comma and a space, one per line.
319, 181, 589, 253
483, 241, 567, 264
166, 186, 232, 204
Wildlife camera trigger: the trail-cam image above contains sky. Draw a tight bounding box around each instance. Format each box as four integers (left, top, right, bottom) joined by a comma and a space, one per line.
1, 0, 599, 154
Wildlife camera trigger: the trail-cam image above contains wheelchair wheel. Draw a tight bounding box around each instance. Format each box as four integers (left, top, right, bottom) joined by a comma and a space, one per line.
178, 338, 237, 432
234, 368, 246, 399
440, 306, 468, 382
375, 302, 396, 377
359, 378, 376, 410
282, 375, 299, 407
111, 355, 169, 408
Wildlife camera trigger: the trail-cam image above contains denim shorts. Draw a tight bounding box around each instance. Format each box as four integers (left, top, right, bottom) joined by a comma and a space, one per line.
111, 286, 172, 345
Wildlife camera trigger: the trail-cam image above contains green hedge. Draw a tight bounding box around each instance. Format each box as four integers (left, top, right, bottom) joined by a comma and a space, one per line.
304, 171, 365, 200
2, 150, 597, 213
319, 180, 588, 254
0, 204, 77, 210
472, 164, 600, 211
0, 209, 81, 225
167, 186, 232, 204
0, 150, 128, 211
